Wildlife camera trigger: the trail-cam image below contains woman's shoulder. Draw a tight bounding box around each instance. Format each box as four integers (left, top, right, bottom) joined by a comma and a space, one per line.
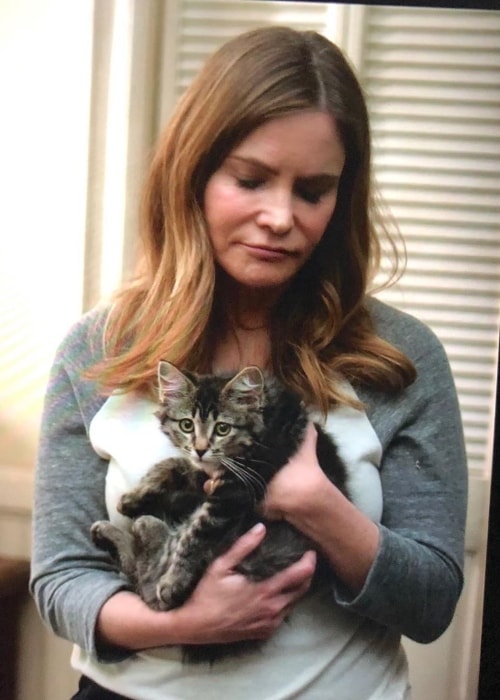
54, 303, 111, 370
360, 297, 461, 444
365, 295, 446, 365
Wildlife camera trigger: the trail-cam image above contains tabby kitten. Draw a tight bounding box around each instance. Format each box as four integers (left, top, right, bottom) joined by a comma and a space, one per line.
91, 361, 350, 663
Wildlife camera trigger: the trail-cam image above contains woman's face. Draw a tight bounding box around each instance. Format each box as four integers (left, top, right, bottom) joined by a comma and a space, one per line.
203, 110, 345, 297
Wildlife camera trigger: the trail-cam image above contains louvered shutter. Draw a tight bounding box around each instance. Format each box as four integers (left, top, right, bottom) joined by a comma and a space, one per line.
360, 6, 500, 475
159, 0, 334, 121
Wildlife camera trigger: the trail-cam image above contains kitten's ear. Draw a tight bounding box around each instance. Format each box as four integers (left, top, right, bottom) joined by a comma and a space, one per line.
157, 361, 195, 403
222, 366, 265, 408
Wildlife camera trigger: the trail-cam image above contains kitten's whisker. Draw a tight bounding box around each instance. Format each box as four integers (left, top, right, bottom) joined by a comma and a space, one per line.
222, 460, 257, 490
220, 464, 254, 496
250, 439, 271, 451
220, 458, 267, 500
246, 456, 273, 467
240, 466, 267, 493
221, 458, 267, 500
231, 458, 268, 489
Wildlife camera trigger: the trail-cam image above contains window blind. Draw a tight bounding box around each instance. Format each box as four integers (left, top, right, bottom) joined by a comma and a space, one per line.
160, 0, 334, 120
361, 6, 500, 474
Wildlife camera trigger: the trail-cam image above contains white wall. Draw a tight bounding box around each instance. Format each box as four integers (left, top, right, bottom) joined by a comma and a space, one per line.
1, 2, 93, 689
0, 0, 94, 469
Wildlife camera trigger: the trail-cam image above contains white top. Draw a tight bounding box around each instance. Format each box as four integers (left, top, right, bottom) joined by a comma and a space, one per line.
70, 390, 411, 700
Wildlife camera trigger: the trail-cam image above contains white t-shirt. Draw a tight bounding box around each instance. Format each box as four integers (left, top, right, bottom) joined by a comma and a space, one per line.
71, 390, 411, 700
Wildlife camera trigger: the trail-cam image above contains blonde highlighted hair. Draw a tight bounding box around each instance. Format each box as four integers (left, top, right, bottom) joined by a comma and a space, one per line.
89, 26, 415, 411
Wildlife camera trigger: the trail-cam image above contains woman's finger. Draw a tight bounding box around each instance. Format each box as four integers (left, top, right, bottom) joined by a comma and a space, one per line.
212, 523, 267, 571
265, 550, 317, 595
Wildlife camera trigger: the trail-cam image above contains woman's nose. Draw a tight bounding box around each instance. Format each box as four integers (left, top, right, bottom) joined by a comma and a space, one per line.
256, 189, 294, 235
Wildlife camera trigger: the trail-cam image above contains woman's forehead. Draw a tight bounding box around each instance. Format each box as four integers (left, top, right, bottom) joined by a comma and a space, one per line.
227, 111, 345, 177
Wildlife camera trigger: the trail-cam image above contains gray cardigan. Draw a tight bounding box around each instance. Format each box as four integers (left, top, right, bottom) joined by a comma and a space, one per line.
29, 297, 468, 659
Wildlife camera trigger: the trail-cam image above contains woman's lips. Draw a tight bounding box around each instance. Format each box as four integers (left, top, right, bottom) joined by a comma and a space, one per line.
242, 243, 293, 261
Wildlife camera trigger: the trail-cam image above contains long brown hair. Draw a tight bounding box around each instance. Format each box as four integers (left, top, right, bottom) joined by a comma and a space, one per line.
89, 26, 415, 411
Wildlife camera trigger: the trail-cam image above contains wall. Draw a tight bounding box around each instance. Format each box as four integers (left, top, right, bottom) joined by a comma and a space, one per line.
0, 1, 93, 695
0, 0, 93, 469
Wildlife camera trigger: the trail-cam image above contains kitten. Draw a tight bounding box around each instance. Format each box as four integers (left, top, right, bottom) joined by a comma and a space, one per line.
91, 361, 350, 663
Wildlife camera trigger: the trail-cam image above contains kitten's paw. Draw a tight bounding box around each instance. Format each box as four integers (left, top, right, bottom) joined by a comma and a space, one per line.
91, 520, 111, 543
204, 476, 225, 496
157, 578, 185, 610
90, 521, 118, 554
117, 492, 144, 517
132, 514, 169, 541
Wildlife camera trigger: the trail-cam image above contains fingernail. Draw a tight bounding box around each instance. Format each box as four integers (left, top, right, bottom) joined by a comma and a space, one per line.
249, 522, 265, 535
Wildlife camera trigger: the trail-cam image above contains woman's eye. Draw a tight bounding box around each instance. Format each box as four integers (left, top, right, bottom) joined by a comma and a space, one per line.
214, 422, 231, 436
237, 178, 263, 190
179, 419, 194, 433
295, 187, 322, 204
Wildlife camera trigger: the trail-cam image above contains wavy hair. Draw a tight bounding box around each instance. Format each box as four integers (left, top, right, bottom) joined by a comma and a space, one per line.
89, 26, 416, 411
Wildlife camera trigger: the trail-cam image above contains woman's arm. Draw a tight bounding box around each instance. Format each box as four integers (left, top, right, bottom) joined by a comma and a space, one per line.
30, 317, 133, 659
264, 317, 468, 643
262, 424, 380, 593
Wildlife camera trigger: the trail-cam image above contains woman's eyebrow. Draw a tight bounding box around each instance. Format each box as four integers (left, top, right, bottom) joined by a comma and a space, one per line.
296, 173, 340, 189
227, 155, 279, 175
227, 155, 340, 184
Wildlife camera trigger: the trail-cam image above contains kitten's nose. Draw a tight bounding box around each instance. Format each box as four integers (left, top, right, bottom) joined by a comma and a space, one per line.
196, 448, 207, 459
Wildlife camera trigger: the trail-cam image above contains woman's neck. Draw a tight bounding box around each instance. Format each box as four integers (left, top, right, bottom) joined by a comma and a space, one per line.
211, 272, 288, 372
217, 275, 280, 333
212, 324, 271, 374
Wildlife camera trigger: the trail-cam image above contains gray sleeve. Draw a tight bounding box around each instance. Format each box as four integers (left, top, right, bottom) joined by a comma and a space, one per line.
333, 301, 468, 643
29, 311, 133, 660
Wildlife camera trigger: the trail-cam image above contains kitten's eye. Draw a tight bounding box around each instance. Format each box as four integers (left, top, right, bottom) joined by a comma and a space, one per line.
179, 418, 194, 433
214, 422, 231, 436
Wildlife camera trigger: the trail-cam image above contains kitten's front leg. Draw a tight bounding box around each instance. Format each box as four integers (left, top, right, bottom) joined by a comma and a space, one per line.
156, 484, 252, 609
118, 458, 200, 518
131, 514, 172, 558
91, 521, 136, 580
156, 502, 231, 609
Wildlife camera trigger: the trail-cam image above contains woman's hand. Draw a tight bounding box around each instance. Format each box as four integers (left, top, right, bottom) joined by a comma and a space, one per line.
262, 422, 328, 521
179, 523, 317, 644
96, 523, 316, 651
260, 421, 380, 594
203, 423, 327, 521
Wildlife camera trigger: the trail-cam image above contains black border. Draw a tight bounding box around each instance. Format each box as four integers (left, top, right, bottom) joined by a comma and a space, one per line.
478, 343, 500, 698
291, 0, 500, 8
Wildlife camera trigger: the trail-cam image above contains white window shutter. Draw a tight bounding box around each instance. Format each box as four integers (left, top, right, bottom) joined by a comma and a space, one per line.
159, 0, 335, 122
361, 6, 500, 475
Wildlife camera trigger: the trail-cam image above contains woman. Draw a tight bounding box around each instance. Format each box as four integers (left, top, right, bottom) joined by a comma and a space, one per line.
30, 27, 467, 700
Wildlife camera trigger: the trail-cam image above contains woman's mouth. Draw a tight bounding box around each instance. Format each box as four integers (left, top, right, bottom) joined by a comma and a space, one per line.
242, 244, 293, 261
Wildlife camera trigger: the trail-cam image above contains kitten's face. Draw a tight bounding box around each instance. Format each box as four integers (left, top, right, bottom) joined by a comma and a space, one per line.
156, 362, 265, 477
